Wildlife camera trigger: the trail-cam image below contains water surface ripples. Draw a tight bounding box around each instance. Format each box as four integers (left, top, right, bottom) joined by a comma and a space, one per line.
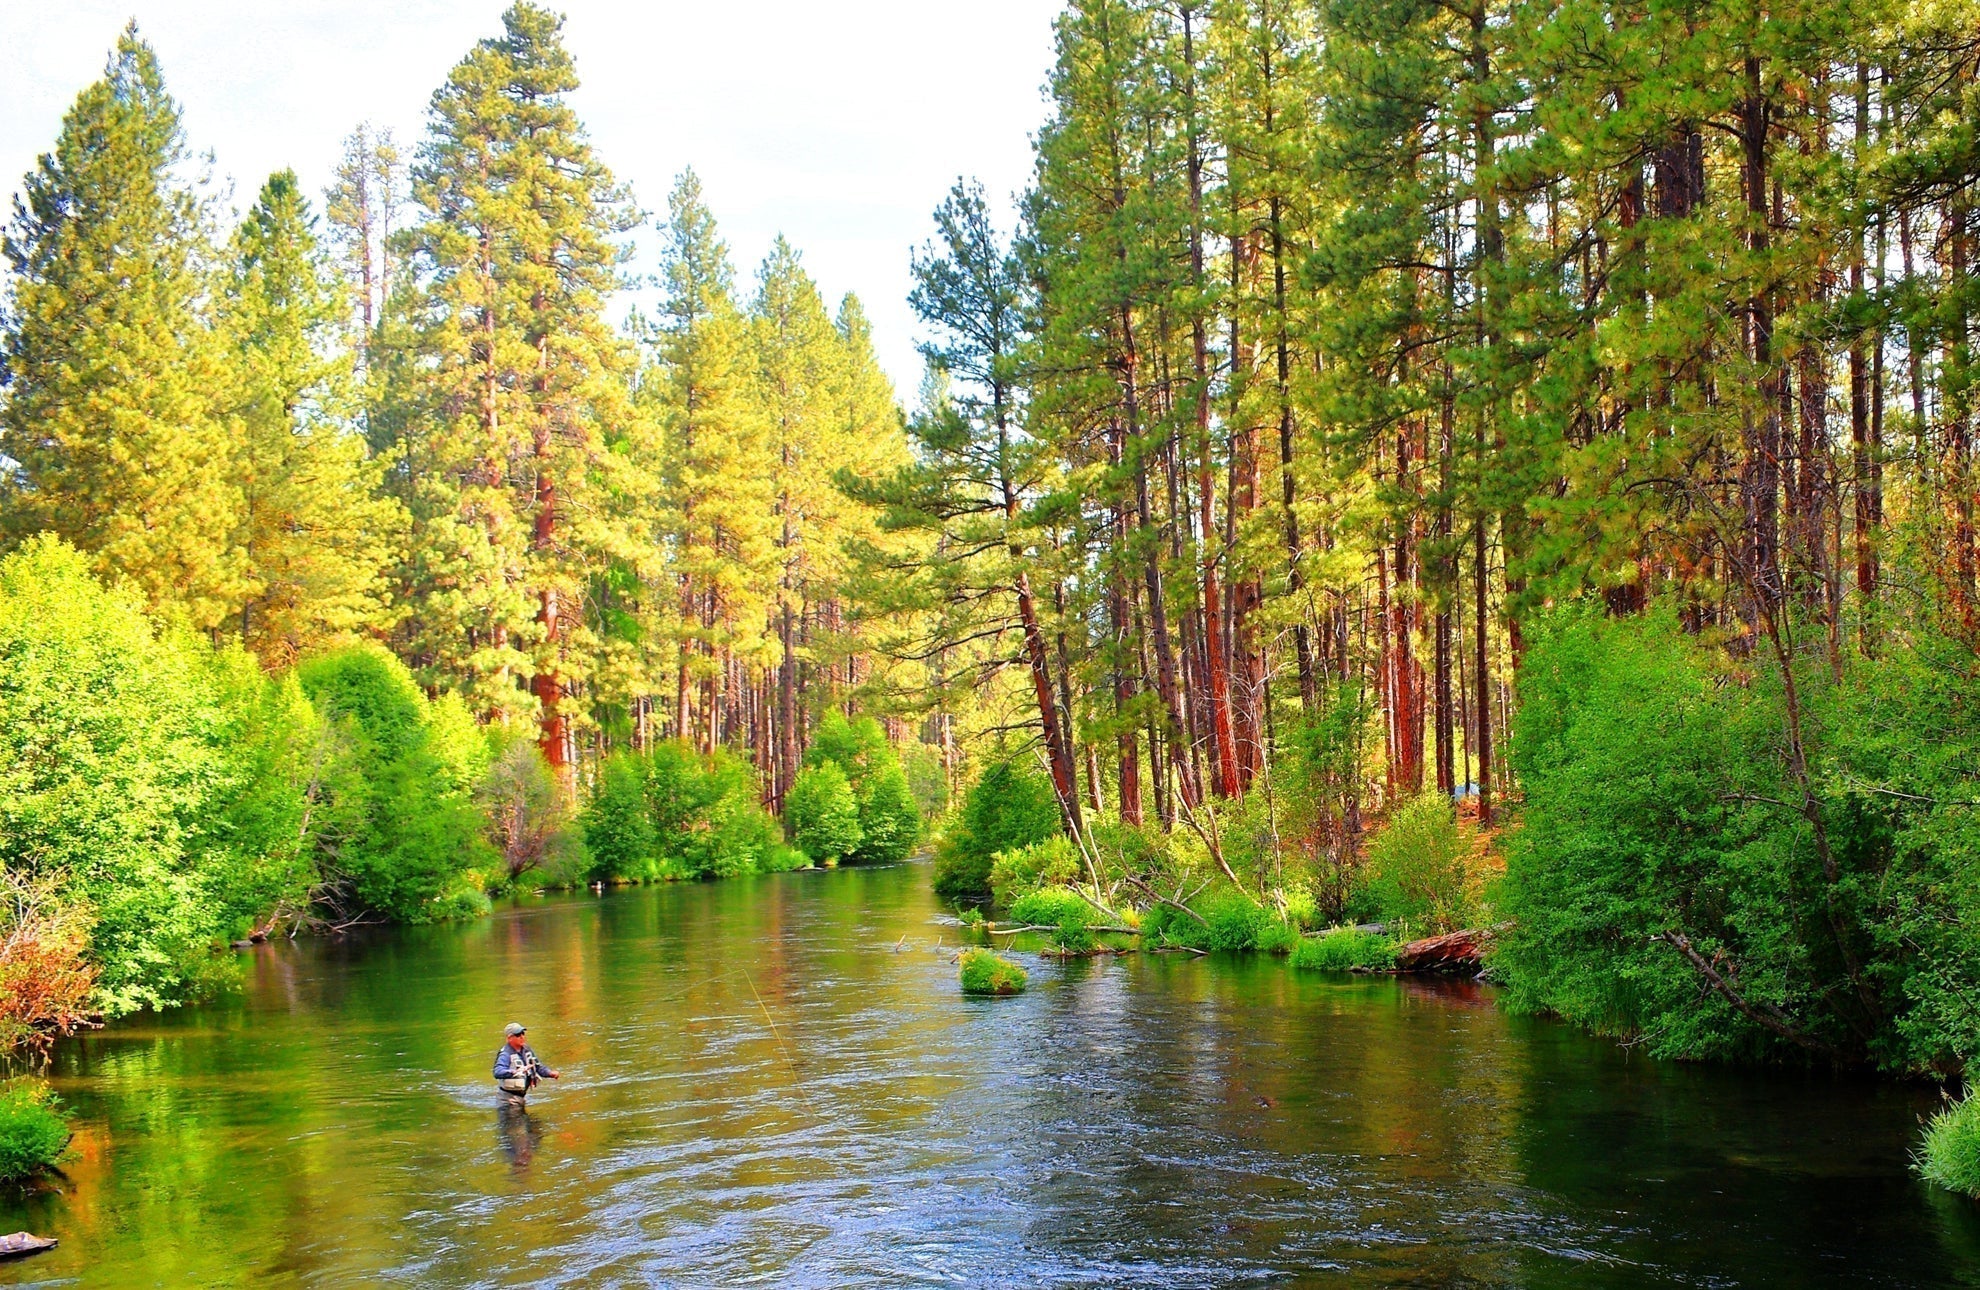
2, 862, 1975, 1287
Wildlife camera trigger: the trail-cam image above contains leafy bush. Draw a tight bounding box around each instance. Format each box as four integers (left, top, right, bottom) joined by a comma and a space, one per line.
1007, 885, 1097, 952
0, 1081, 71, 1181
1355, 793, 1479, 933
932, 759, 1062, 909
581, 754, 655, 880
300, 645, 492, 923
856, 765, 922, 864
1139, 901, 1180, 942
1919, 1091, 1980, 1197
990, 836, 1082, 909
1494, 604, 1980, 1070
958, 947, 1027, 996
1006, 886, 1089, 927
787, 762, 862, 863
434, 880, 493, 922
1494, 609, 1797, 1062
803, 712, 922, 863
1201, 888, 1274, 951
687, 751, 785, 878
0, 870, 97, 1052
0, 538, 314, 1014
478, 738, 585, 886
1142, 887, 1274, 952
581, 742, 786, 881
1291, 928, 1399, 972
1281, 889, 1320, 931
1254, 920, 1301, 955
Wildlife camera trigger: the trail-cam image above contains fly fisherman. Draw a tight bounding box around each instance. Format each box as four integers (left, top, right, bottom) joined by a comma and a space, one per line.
493, 1022, 559, 1101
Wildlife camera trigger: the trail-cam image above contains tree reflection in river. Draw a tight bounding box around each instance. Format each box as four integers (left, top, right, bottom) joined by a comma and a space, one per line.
0, 861, 1974, 1287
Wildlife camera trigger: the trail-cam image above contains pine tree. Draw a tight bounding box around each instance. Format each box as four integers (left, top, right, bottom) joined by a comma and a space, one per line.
323, 125, 403, 370
0, 24, 243, 627
395, 1, 642, 772
750, 240, 906, 803
648, 169, 776, 752
219, 170, 399, 666
881, 179, 1084, 833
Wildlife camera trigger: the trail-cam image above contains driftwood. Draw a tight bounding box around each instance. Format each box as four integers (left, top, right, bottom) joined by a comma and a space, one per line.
0, 1232, 55, 1260
1393, 927, 1495, 974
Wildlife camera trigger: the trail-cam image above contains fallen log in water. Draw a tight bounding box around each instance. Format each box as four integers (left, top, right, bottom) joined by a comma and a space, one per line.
1393, 927, 1495, 975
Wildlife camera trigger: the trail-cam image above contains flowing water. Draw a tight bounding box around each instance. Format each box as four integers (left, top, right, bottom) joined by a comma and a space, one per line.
1, 860, 1976, 1287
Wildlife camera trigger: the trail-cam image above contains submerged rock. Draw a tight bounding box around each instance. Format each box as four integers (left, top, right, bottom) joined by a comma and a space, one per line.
0, 1232, 56, 1259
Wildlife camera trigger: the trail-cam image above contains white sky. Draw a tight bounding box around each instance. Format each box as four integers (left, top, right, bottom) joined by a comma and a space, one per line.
0, 1, 1063, 397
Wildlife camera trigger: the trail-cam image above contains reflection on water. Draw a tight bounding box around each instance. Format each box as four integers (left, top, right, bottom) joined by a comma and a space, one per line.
496, 1100, 540, 1174
0, 861, 1976, 1287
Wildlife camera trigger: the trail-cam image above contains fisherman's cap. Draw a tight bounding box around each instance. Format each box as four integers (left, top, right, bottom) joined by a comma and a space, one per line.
503, 1022, 527, 1036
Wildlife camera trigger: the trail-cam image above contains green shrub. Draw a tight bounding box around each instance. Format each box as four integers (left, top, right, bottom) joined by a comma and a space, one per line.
932, 759, 1062, 909
758, 842, 809, 874
1492, 605, 1923, 1065
804, 711, 923, 863
990, 836, 1082, 908
1356, 792, 1478, 933
958, 947, 1028, 995
1200, 888, 1274, 952
855, 765, 922, 864
581, 742, 786, 881
1138, 902, 1178, 942
1006, 886, 1088, 926
435, 882, 494, 921
1140, 887, 1273, 952
1919, 1091, 1980, 1197
1291, 928, 1399, 972
300, 645, 493, 923
479, 737, 585, 886
688, 752, 782, 878
1254, 920, 1301, 955
0, 538, 317, 1014
0, 1082, 71, 1181
1281, 889, 1320, 931
1007, 886, 1097, 952
581, 753, 655, 880
787, 762, 862, 863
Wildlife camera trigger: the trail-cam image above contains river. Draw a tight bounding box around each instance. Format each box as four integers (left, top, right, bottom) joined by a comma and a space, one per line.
1, 860, 1975, 1287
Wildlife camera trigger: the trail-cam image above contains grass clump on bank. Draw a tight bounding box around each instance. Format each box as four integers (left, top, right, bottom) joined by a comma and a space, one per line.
958, 948, 1028, 996
1919, 1092, 1980, 1197
1292, 928, 1399, 973
1006, 886, 1102, 953
0, 1082, 71, 1182
1142, 887, 1299, 954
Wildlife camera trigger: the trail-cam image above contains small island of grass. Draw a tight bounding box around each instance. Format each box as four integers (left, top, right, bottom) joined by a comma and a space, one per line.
958, 948, 1027, 996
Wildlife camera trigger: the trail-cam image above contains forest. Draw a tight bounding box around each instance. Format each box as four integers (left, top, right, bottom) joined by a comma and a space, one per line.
5, 0, 1980, 1128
